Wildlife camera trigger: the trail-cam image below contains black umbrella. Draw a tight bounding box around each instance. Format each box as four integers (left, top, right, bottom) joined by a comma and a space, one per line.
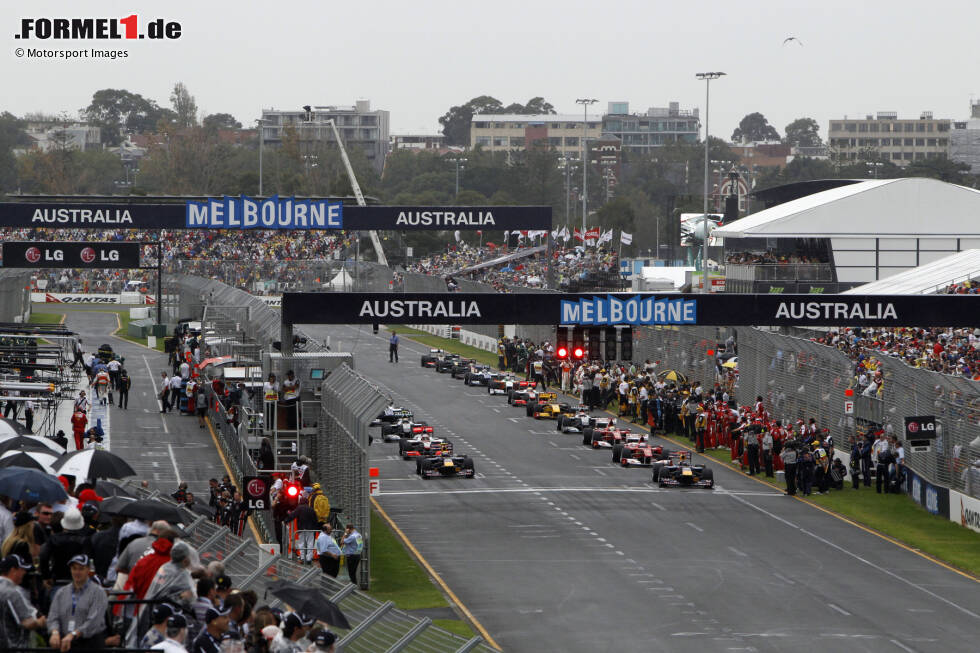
52, 449, 136, 480
116, 499, 184, 524
266, 579, 351, 629
0, 435, 64, 455
183, 501, 214, 518
99, 495, 137, 515
0, 451, 56, 472
95, 479, 136, 498
0, 467, 68, 503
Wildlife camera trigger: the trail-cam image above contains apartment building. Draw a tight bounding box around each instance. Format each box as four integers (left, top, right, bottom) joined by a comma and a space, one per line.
260, 100, 390, 172
827, 111, 951, 166
469, 114, 602, 158
601, 101, 699, 153
951, 102, 980, 173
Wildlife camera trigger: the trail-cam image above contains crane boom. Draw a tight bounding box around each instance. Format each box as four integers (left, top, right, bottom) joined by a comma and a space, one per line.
326, 119, 388, 266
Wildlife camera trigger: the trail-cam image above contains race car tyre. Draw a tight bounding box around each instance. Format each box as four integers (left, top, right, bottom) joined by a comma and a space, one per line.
702, 468, 714, 488
415, 460, 423, 476
463, 456, 475, 477
556, 417, 565, 431
526, 405, 533, 418
507, 392, 514, 405
398, 441, 407, 456
652, 465, 664, 484
582, 428, 594, 447
612, 443, 624, 463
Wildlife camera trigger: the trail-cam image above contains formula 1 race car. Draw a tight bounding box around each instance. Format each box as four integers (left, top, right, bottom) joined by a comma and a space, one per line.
421, 349, 446, 368
370, 406, 414, 426
463, 365, 493, 386
528, 398, 572, 419
450, 359, 477, 379
97, 343, 115, 363
652, 453, 714, 488
436, 354, 463, 373
416, 454, 476, 479
399, 435, 453, 460
380, 419, 434, 442
583, 424, 636, 448
557, 413, 613, 434
612, 435, 666, 466
490, 376, 531, 397
509, 387, 550, 407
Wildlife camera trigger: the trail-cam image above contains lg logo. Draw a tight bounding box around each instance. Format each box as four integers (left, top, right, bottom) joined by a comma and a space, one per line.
25, 247, 63, 262
80, 247, 96, 263
25, 247, 41, 263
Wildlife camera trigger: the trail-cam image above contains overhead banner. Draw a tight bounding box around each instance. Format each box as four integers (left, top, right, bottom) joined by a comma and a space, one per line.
0, 201, 552, 231
282, 292, 980, 327
2, 241, 141, 269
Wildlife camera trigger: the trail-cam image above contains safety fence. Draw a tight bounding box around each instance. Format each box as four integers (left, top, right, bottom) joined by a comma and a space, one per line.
641, 325, 980, 501
122, 482, 496, 652
0, 268, 33, 322
312, 363, 389, 589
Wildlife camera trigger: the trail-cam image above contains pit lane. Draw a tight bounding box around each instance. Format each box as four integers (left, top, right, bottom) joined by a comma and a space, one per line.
306, 324, 979, 653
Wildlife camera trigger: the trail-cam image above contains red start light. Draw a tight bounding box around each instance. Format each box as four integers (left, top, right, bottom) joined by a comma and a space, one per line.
573, 347, 585, 359
286, 485, 300, 498
557, 346, 568, 358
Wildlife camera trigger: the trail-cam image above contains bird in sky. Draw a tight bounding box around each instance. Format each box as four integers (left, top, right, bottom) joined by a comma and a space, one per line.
782, 36, 803, 46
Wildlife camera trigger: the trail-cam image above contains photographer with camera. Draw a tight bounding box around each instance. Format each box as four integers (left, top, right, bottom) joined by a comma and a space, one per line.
780, 438, 799, 496
872, 431, 893, 494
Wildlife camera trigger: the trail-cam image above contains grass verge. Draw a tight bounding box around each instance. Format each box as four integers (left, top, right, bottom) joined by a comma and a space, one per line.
32, 304, 165, 351
390, 325, 498, 368
29, 311, 65, 325
391, 324, 980, 578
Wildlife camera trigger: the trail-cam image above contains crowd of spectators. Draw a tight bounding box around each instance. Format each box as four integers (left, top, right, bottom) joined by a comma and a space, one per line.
409, 242, 619, 292
725, 250, 827, 265
0, 483, 341, 652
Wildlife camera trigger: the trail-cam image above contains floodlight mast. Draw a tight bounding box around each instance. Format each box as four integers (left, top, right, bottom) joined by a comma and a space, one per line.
325, 118, 388, 267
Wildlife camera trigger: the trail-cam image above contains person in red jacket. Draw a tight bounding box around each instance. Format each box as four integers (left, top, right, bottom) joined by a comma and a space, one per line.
128, 535, 174, 600
70, 409, 87, 451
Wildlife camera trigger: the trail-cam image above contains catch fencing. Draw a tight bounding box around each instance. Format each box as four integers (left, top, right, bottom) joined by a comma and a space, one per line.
124, 483, 496, 652
0, 269, 33, 323
313, 363, 389, 589
645, 325, 980, 499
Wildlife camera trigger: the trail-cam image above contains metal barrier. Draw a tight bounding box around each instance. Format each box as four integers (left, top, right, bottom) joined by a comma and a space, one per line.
314, 363, 389, 589
0, 269, 33, 322
123, 483, 496, 652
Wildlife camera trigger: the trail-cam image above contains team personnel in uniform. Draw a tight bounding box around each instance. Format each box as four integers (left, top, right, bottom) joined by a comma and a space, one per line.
117, 369, 131, 409
315, 523, 342, 578
341, 524, 363, 585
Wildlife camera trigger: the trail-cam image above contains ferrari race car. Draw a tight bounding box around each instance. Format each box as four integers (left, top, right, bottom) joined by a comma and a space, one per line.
652, 453, 714, 488
380, 419, 433, 442
421, 349, 447, 368
528, 398, 572, 419
556, 412, 610, 433
370, 406, 414, 427
612, 435, 666, 466
399, 435, 453, 460
583, 423, 636, 448
416, 454, 476, 479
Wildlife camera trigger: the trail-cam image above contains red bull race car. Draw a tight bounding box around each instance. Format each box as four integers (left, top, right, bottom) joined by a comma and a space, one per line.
652, 453, 714, 488
417, 454, 476, 479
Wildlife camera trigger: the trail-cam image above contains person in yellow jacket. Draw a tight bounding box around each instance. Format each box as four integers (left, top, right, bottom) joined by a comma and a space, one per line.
310, 483, 331, 525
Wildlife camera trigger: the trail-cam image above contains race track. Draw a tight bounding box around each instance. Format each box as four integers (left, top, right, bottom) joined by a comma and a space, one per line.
307, 324, 980, 653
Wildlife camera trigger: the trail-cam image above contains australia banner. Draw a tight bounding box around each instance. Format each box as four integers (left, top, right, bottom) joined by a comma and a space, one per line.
0, 199, 552, 231
282, 292, 980, 328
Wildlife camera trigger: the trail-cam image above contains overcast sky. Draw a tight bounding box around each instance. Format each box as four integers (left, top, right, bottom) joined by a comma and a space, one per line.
6, 0, 980, 140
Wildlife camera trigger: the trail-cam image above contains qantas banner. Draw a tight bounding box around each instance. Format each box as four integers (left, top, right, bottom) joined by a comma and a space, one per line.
31, 292, 155, 305
0, 201, 552, 231
282, 292, 980, 327
3, 241, 140, 268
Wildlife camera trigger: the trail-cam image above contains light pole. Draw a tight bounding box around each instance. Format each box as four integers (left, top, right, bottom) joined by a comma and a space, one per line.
449, 157, 467, 196
576, 98, 598, 238
695, 72, 725, 291
255, 117, 268, 196
559, 157, 575, 229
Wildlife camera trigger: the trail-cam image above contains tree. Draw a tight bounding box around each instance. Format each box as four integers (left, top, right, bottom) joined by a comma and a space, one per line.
202, 113, 242, 131
438, 96, 557, 146
731, 112, 780, 143
170, 82, 198, 128
84, 89, 174, 145
0, 112, 28, 192
784, 117, 822, 148
901, 156, 972, 184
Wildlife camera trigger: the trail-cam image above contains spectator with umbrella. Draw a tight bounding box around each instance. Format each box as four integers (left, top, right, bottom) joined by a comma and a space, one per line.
52, 447, 136, 481
265, 579, 350, 630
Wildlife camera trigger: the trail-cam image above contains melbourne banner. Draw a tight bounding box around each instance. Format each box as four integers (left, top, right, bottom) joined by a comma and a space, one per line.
2, 241, 141, 268
0, 200, 552, 231
282, 292, 980, 327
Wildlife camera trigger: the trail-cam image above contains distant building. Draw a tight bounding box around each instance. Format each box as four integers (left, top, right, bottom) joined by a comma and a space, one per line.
390, 134, 446, 150
592, 133, 622, 200
260, 100, 390, 172
951, 102, 980, 173
787, 145, 829, 162
729, 141, 791, 169
601, 101, 699, 153
17, 121, 101, 154
827, 111, 951, 166
470, 114, 602, 158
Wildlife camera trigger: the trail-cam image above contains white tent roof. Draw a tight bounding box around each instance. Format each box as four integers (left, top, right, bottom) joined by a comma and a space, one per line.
714, 178, 980, 239
327, 268, 354, 290
842, 249, 980, 295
